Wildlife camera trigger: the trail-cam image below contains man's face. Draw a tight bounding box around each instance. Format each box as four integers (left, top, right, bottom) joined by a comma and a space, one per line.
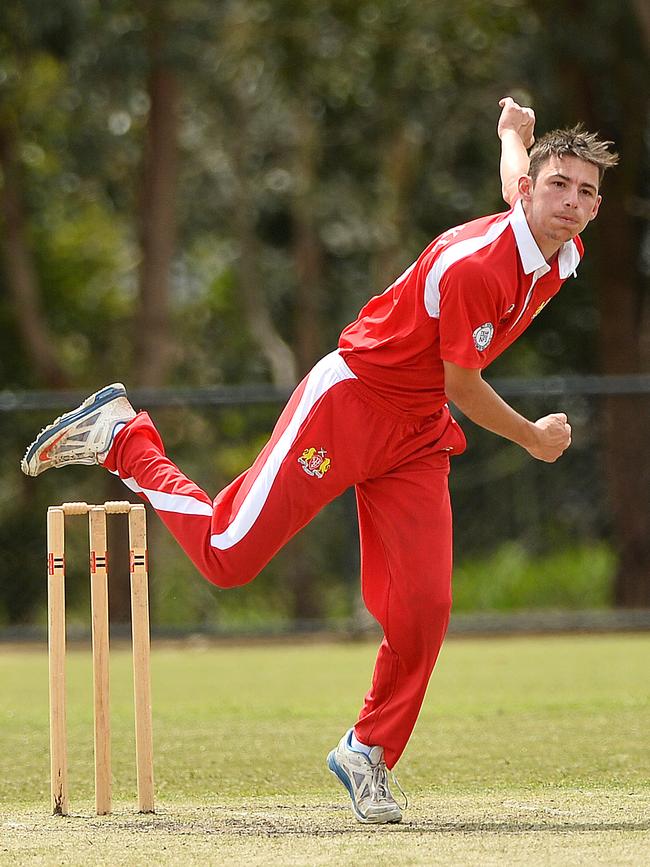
519, 155, 602, 251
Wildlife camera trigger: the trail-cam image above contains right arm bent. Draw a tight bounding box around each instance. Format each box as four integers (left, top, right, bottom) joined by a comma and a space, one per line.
443, 361, 572, 463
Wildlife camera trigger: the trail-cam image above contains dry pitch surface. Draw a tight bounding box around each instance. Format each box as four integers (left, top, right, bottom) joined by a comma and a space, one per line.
1, 634, 649, 865
4, 790, 650, 866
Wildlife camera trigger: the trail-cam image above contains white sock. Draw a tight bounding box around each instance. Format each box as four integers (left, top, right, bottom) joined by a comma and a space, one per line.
112, 421, 127, 439
349, 729, 373, 756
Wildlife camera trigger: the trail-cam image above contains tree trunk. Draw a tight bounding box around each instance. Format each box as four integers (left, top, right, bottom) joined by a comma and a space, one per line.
231, 103, 298, 388
371, 120, 424, 289
291, 107, 325, 376
595, 175, 650, 606
282, 533, 324, 622
603, 33, 650, 596
109, 3, 180, 621
134, 5, 179, 388
530, 0, 650, 605
631, 0, 650, 51
573, 58, 650, 607
233, 190, 299, 387
283, 106, 330, 619
0, 123, 68, 387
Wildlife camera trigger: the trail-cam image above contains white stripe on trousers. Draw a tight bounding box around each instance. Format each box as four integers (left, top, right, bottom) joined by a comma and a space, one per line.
210, 350, 355, 550
115, 350, 356, 550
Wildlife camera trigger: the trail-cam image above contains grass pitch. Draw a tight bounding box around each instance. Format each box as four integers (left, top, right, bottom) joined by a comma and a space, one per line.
1, 634, 649, 865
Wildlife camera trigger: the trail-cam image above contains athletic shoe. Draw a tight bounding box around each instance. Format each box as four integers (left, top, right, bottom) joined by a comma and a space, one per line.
327, 729, 402, 824
21, 383, 136, 477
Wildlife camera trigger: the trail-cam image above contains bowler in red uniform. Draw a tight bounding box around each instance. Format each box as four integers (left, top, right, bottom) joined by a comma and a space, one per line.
22, 99, 618, 824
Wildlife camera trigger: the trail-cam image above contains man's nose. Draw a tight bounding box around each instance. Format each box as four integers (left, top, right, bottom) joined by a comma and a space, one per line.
564, 187, 579, 208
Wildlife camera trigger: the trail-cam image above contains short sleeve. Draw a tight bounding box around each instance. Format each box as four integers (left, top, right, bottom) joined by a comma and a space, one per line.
438, 262, 501, 369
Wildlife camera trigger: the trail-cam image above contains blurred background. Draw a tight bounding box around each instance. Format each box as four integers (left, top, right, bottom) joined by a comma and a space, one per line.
1, 0, 648, 636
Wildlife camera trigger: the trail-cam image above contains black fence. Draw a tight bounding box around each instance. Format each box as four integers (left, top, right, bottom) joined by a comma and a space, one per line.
1, 375, 649, 636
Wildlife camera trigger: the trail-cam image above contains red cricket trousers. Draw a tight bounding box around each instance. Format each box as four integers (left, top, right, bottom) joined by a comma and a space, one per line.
107, 351, 466, 767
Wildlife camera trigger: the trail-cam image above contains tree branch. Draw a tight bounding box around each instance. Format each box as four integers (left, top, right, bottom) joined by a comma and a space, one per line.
0, 122, 68, 387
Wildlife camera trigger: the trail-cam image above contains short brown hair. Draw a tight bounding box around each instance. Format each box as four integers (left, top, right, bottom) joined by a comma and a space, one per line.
529, 124, 619, 186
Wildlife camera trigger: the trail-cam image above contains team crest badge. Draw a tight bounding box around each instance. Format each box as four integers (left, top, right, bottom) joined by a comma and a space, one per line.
298, 447, 331, 478
533, 300, 549, 318
473, 322, 494, 351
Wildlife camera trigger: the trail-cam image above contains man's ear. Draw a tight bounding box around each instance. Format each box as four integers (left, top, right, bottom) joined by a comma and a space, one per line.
590, 194, 602, 221
518, 174, 533, 200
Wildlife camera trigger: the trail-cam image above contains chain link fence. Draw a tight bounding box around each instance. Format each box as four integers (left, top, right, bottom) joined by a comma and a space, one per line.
1, 375, 649, 638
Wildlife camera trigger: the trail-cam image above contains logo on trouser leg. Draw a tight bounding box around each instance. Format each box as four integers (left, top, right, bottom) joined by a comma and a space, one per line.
298, 447, 331, 478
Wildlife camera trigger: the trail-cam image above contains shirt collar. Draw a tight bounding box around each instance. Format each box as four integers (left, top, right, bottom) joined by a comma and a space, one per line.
509, 198, 580, 279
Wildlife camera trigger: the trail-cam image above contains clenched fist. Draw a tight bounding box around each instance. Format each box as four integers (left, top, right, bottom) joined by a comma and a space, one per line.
498, 96, 536, 149
525, 413, 572, 462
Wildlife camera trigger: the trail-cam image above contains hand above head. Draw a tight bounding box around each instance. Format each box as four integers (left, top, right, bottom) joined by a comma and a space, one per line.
498, 97, 536, 149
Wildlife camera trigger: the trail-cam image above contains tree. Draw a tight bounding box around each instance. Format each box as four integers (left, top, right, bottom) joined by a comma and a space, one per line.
525, 0, 650, 605
0, 4, 73, 387
3, 0, 646, 626
134, 0, 180, 388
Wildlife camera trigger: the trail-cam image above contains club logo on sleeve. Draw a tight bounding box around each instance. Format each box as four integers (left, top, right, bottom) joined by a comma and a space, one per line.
298, 447, 331, 478
473, 322, 494, 351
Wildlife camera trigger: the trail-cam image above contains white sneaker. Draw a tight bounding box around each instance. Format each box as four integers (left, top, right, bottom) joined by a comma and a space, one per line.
327, 729, 402, 824
21, 383, 136, 477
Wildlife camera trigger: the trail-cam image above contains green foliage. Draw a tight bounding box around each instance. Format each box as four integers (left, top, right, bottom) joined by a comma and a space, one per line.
0, 0, 643, 385
1, 0, 647, 625
453, 541, 616, 612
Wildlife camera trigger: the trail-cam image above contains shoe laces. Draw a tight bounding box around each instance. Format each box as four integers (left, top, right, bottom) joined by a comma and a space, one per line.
370, 761, 390, 801
390, 770, 409, 811
370, 761, 409, 811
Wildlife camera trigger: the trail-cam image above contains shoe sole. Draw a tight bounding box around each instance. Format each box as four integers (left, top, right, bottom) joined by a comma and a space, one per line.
326, 750, 402, 825
22, 383, 127, 474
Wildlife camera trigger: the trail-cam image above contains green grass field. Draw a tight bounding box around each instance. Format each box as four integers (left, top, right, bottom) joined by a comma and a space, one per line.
1, 634, 649, 865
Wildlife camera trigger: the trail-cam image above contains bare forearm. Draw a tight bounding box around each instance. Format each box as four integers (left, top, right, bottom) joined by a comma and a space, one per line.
447, 371, 535, 448
499, 129, 530, 205
496, 97, 535, 204
443, 362, 572, 463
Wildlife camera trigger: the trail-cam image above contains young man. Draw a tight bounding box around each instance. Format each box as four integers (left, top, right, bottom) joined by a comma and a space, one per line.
22, 99, 618, 824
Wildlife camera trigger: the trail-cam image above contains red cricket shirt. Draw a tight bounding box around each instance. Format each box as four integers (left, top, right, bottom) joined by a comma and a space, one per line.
338, 199, 584, 417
